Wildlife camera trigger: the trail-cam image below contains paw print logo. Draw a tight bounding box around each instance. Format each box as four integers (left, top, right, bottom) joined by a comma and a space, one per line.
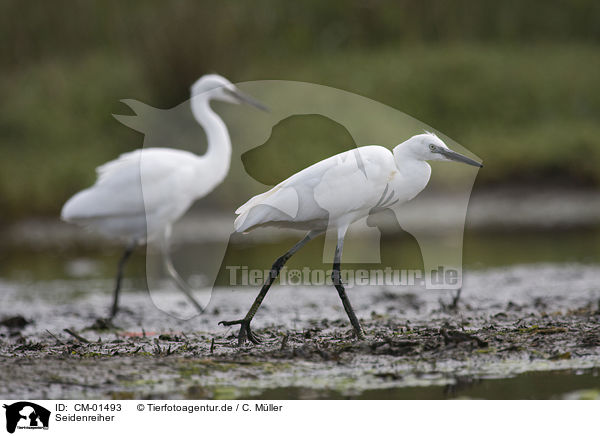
287, 269, 302, 285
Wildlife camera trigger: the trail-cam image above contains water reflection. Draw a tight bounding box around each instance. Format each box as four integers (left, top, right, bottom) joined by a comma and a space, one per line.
1, 227, 599, 285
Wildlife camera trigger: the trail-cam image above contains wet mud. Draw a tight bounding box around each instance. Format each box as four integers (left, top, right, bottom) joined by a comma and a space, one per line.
1, 264, 600, 399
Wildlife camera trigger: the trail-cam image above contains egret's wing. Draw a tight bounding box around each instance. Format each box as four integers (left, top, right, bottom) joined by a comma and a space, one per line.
61, 148, 199, 233
234, 145, 395, 232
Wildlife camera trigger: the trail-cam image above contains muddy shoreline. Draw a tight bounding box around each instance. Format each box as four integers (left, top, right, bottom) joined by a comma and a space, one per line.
1, 311, 600, 400
1, 264, 600, 399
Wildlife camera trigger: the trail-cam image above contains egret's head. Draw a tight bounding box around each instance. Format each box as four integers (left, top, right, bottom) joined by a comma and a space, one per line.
190, 74, 268, 111
401, 132, 482, 167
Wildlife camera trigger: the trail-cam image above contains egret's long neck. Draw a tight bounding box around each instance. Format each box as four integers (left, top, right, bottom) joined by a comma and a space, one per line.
191, 97, 232, 194
392, 144, 432, 200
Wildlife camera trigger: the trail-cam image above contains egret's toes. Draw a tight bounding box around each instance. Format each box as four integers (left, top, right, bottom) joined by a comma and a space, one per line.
218, 319, 243, 327
88, 317, 117, 331
219, 319, 262, 346
246, 327, 262, 344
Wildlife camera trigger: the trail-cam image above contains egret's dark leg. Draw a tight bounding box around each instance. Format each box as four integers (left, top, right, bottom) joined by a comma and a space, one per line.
331, 237, 365, 340
449, 287, 462, 310
160, 225, 204, 314
220, 230, 319, 345
163, 251, 205, 314
110, 240, 136, 318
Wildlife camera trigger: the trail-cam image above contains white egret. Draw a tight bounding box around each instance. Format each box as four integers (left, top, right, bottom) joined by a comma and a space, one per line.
61, 74, 267, 318
220, 132, 482, 344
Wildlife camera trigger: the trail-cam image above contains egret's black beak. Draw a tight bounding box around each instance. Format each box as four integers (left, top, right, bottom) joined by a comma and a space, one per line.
440, 148, 483, 168
224, 88, 269, 112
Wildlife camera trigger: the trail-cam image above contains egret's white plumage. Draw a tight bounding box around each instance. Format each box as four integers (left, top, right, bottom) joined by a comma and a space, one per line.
221, 132, 482, 344
61, 74, 267, 317
234, 133, 473, 235
62, 148, 206, 241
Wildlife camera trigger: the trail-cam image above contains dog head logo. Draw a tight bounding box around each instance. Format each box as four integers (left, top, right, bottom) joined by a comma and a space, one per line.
3, 402, 50, 434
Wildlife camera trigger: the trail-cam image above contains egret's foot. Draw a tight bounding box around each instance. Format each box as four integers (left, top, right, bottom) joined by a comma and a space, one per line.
87, 317, 117, 331
346, 316, 366, 340
219, 319, 262, 346
109, 304, 120, 320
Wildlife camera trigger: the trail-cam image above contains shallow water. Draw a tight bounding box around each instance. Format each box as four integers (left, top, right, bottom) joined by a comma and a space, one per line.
251, 370, 600, 400
1, 227, 599, 283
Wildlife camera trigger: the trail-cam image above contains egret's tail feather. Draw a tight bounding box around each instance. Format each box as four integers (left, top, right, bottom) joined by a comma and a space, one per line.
234, 206, 269, 233
234, 184, 301, 233
234, 204, 295, 233
234, 187, 281, 216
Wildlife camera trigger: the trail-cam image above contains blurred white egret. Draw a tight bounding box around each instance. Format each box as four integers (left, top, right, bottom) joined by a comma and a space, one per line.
220, 132, 482, 344
61, 74, 267, 318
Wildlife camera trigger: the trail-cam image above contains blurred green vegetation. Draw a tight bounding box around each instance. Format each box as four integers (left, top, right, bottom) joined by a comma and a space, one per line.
241, 115, 358, 185
1, 0, 599, 220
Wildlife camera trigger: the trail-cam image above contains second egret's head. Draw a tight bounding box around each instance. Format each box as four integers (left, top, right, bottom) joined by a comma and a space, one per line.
190, 74, 268, 111
400, 132, 482, 167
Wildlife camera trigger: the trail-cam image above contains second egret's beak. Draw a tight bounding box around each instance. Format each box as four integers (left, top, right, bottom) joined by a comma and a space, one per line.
440, 148, 483, 168
224, 88, 269, 112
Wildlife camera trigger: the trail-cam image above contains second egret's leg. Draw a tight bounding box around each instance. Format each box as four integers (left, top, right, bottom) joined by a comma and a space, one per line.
110, 240, 137, 318
163, 252, 205, 314
161, 226, 205, 314
449, 287, 462, 310
331, 234, 365, 340
220, 230, 320, 345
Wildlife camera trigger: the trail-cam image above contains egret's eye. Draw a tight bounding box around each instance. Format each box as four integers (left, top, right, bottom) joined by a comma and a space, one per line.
429, 144, 436, 151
